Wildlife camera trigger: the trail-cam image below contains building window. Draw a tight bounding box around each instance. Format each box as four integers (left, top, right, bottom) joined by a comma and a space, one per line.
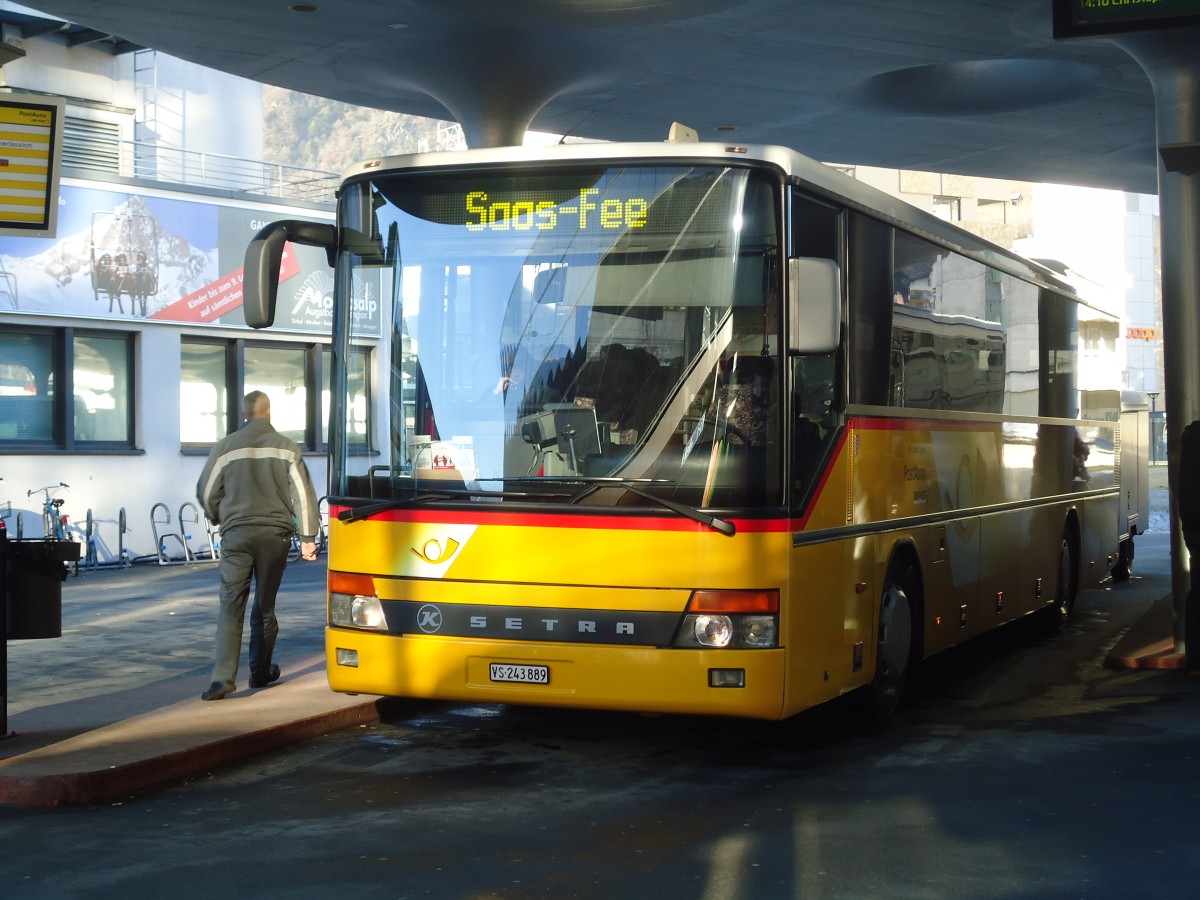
322, 347, 370, 448
246, 344, 309, 445
183, 338, 371, 451
0, 331, 53, 442
932, 195, 962, 222
0, 327, 135, 451
180, 341, 229, 444
74, 333, 134, 443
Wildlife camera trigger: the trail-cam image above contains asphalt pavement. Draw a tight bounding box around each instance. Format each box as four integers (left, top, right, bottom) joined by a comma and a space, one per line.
0, 477, 1186, 808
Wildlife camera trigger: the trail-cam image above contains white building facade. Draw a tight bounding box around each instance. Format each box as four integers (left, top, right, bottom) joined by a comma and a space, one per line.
0, 11, 349, 563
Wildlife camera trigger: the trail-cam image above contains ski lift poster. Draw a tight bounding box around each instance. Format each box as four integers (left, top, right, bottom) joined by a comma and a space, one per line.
0, 179, 381, 337
0, 93, 65, 240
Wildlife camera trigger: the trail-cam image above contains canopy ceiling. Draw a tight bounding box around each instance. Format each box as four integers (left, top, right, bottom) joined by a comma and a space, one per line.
11, 1, 1166, 193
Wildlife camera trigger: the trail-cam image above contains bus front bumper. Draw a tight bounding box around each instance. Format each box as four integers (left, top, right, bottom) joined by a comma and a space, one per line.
325, 627, 788, 720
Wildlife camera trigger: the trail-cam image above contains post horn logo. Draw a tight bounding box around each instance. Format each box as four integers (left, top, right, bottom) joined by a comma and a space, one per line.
412, 537, 461, 565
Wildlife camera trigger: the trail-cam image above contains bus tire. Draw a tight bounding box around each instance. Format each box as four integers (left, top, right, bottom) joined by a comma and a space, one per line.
1046, 526, 1079, 631
864, 557, 919, 717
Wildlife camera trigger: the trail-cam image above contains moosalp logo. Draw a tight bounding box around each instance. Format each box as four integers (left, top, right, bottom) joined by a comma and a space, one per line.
290, 271, 335, 317
416, 604, 443, 634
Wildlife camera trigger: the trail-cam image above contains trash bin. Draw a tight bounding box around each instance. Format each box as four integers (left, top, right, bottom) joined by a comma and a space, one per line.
3, 539, 81, 640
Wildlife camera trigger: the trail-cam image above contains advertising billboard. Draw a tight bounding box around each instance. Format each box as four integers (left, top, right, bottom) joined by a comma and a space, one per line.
0, 178, 380, 336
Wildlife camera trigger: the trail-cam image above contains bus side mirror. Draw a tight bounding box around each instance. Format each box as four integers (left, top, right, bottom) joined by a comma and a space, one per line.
787, 257, 841, 355
244, 220, 336, 329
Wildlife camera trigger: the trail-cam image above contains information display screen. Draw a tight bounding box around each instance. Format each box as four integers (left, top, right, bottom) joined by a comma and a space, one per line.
1053, 0, 1200, 39
0, 93, 64, 238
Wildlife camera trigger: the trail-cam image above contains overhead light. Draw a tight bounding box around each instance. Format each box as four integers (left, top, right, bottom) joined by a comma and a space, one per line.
388, 22, 409, 29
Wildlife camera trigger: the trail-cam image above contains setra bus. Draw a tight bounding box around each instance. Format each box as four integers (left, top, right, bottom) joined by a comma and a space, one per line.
244, 139, 1128, 719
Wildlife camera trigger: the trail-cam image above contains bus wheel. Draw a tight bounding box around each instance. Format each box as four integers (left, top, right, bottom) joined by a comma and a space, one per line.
1047, 528, 1078, 630
865, 560, 917, 717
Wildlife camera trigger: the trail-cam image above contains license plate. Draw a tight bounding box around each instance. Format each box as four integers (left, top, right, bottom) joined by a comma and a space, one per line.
489, 663, 550, 684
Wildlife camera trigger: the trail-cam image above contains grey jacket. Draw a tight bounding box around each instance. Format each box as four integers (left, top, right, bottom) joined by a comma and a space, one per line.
196, 418, 320, 540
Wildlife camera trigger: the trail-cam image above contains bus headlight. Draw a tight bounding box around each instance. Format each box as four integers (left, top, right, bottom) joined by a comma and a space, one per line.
673, 590, 779, 649
330, 593, 388, 630
694, 614, 733, 648
740, 615, 777, 648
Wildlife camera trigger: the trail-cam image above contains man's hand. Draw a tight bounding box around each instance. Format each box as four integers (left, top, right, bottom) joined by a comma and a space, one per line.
300, 540, 318, 561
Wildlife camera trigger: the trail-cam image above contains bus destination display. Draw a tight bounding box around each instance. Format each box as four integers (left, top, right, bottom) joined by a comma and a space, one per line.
466, 187, 649, 233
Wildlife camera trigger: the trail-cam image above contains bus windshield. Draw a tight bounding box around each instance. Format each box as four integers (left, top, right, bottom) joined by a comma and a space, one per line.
339, 163, 785, 510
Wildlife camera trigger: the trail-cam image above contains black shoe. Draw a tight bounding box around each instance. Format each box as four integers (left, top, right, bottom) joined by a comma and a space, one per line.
201, 681, 235, 701
249, 664, 281, 689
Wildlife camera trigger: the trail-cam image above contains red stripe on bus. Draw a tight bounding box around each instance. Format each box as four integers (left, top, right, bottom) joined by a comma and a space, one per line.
790, 425, 848, 531
329, 505, 799, 533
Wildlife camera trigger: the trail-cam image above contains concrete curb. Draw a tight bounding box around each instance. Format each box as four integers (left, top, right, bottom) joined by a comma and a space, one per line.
0, 670, 384, 808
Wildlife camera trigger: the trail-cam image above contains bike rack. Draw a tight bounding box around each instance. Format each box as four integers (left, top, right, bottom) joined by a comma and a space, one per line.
150, 502, 188, 566
118, 507, 130, 567
80, 506, 132, 569
179, 501, 220, 562
84, 508, 98, 570
178, 502, 199, 563
202, 511, 221, 561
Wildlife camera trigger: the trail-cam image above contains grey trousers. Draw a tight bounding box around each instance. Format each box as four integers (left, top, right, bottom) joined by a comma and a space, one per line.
209, 525, 292, 687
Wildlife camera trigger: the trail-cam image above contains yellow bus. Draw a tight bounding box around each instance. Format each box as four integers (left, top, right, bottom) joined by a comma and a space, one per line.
244, 141, 1127, 719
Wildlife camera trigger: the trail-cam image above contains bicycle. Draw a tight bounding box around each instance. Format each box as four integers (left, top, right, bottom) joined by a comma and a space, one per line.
27, 481, 79, 574
28, 482, 73, 541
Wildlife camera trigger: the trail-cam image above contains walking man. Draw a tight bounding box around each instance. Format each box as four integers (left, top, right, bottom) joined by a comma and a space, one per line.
197, 391, 320, 700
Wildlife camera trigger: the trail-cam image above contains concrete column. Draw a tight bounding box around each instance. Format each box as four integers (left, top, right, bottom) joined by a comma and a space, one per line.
1113, 28, 1200, 660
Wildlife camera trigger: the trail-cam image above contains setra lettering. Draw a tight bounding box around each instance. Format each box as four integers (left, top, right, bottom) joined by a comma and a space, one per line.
462, 613, 635, 636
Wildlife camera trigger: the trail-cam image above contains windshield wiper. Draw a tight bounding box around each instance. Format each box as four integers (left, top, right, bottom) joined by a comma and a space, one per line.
336, 487, 575, 524
485, 476, 736, 536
